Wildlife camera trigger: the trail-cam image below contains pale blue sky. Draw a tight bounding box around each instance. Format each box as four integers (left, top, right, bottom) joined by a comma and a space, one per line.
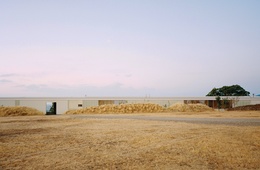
0, 0, 259, 97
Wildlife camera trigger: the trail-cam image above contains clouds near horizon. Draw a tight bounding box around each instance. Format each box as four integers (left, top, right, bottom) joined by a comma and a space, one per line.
1, 0, 259, 97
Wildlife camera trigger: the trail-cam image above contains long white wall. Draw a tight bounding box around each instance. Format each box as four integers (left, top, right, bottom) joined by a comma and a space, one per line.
57, 100, 69, 115
1, 97, 260, 114
0, 98, 69, 114
20, 100, 46, 113
0, 100, 15, 106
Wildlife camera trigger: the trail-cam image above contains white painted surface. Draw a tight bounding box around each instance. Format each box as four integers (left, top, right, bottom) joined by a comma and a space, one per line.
57, 100, 68, 114
0, 97, 260, 114
83, 100, 98, 108
68, 100, 82, 110
20, 100, 46, 113
0, 100, 15, 106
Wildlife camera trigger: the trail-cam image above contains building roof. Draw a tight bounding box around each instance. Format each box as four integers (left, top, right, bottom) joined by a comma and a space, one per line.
0, 96, 258, 101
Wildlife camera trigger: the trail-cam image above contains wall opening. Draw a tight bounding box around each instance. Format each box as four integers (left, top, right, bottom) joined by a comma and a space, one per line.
46, 102, 57, 115
98, 100, 114, 106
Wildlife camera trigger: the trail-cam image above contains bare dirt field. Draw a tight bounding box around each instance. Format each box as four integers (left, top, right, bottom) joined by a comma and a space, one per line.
0, 111, 260, 169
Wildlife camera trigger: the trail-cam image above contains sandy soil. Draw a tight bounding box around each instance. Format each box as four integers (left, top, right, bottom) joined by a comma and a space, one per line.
0, 112, 260, 169
149, 111, 260, 118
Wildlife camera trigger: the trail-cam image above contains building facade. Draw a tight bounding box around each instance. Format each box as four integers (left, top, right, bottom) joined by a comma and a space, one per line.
0, 96, 260, 115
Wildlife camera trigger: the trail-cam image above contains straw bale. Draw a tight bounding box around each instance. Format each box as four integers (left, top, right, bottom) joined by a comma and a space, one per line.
0, 106, 44, 117
65, 103, 164, 114
168, 103, 213, 112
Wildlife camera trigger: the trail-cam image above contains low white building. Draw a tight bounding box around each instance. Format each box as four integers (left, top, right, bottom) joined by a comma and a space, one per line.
0, 96, 260, 115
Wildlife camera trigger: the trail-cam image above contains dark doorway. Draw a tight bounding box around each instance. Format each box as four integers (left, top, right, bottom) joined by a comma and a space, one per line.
46, 102, 57, 115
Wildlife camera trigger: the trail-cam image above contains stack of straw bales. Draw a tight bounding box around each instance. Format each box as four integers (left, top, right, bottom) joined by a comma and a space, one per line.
167, 103, 213, 112
66, 103, 164, 114
0, 106, 44, 116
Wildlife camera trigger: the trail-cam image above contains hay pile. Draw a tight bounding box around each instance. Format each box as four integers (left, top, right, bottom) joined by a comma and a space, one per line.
65, 103, 214, 114
0, 106, 44, 116
66, 103, 164, 114
168, 103, 213, 112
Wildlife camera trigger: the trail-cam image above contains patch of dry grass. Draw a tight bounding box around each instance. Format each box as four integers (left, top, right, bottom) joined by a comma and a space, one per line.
0, 106, 44, 117
168, 103, 213, 112
0, 115, 259, 169
158, 110, 260, 118
66, 103, 213, 115
66, 103, 164, 114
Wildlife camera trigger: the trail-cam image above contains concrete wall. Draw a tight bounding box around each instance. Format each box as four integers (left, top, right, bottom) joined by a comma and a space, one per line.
83, 100, 98, 108
20, 100, 46, 114
57, 100, 69, 114
251, 100, 260, 105
125, 100, 183, 107
126, 100, 146, 104
2, 99, 69, 114
249, 97, 260, 105
0, 100, 16, 106
1, 97, 260, 114
236, 100, 251, 107
45, 100, 69, 114
68, 100, 83, 110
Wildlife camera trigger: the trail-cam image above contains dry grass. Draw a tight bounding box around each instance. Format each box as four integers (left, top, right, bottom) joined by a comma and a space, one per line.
168, 103, 213, 112
0, 106, 44, 117
157, 111, 260, 118
66, 103, 213, 115
66, 103, 164, 114
0, 114, 259, 169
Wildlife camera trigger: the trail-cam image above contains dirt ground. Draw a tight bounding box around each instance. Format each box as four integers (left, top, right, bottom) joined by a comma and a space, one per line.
0, 111, 260, 169
228, 104, 260, 111
151, 110, 260, 118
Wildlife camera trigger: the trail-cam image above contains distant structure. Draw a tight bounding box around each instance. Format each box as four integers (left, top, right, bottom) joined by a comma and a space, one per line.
0, 96, 260, 115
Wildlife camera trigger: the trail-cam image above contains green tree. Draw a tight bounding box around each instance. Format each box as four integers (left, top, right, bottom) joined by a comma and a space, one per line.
206, 85, 250, 96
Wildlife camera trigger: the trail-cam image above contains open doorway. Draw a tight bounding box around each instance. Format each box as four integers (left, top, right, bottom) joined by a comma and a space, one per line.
46, 102, 57, 115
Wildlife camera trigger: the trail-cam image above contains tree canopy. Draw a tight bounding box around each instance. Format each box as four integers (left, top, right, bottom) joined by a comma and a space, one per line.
206, 85, 250, 96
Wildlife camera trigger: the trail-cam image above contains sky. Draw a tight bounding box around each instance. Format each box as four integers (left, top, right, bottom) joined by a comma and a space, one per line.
0, 0, 259, 97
